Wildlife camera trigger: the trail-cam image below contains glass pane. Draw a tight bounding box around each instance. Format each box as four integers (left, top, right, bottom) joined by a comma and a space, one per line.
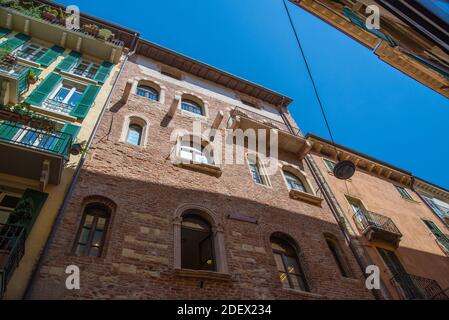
75, 244, 86, 255
96, 217, 106, 230
54, 87, 70, 102
92, 230, 104, 248
290, 275, 305, 291
284, 256, 301, 275
127, 125, 142, 145
279, 272, 290, 288
274, 253, 286, 272
83, 214, 94, 228
68, 90, 83, 107
89, 246, 100, 257
78, 228, 90, 245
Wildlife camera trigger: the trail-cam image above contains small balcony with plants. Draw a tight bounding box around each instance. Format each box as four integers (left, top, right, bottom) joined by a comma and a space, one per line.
0, 0, 124, 64
0, 103, 73, 189
353, 209, 403, 247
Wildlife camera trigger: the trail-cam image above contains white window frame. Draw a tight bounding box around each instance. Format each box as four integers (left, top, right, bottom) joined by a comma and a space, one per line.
179, 140, 211, 164
72, 59, 100, 79
17, 42, 47, 61
246, 153, 271, 187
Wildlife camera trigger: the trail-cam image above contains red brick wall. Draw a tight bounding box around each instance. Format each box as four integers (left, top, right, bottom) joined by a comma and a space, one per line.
30, 58, 374, 300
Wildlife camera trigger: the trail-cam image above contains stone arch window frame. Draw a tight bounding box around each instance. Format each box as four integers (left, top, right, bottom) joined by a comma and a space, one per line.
269, 232, 311, 292
71, 195, 117, 258
246, 152, 272, 188
172, 131, 217, 166
280, 165, 316, 195
323, 233, 354, 279
132, 77, 166, 105
177, 91, 210, 119
173, 204, 228, 274
120, 114, 150, 147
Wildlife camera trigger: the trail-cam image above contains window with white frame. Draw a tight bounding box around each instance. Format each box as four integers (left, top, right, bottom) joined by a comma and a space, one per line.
248, 155, 269, 186
180, 139, 212, 164
283, 171, 306, 193
422, 195, 449, 223
16, 43, 47, 61
72, 59, 100, 79
44, 82, 84, 114
127, 124, 143, 146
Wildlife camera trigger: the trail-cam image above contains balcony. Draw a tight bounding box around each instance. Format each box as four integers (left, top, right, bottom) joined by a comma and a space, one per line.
228, 107, 311, 158
0, 61, 29, 105
0, 121, 72, 189
353, 210, 403, 247
0, 224, 25, 300
391, 273, 448, 300
0, 4, 124, 64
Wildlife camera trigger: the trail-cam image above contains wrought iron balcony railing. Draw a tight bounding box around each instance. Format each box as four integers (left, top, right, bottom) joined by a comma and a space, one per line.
353, 209, 403, 246
0, 224, 25, 298
0, 121, 72, 158
230, 106, 302, 136
391, 272, 448, 300
42, 99, 75, 115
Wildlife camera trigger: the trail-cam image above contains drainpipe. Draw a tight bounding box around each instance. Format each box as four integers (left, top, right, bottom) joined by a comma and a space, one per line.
304, 154, 389, 300
23, 36, 139, 300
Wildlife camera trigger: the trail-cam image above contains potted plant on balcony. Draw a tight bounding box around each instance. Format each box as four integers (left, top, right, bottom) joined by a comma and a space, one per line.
41, 6, 59, 21
0, 104, 32, 124
30, 114, 57, 133
0, 0, 16, 8
27, 69, 38, 85
83, 24, 99, 37
98, 28, 114, 42
8, 197, 35, 225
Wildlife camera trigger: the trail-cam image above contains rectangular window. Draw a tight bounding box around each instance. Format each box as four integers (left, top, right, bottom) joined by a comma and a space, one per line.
422, 196, 449, 224
71, 59, 100, 79
248, 156, 269, 186
422, 219, 449, 253
323, 158, 336, 172
0, 189, 23, 224
17, 43, 47, 61
395, 186, 413, 201
44, 83, 84, 114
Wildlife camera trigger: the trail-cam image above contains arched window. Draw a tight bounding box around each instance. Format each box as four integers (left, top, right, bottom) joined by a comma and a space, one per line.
127, 124, 143, 146
283, 171, 306, 193
74, 203, 111, 257
324, 234, 352, 278
248, 154, 270, 186
181, 99, 204, 116
271, 235, 309, 291
181, 213, 216, 271
179, 136, 213, 164
137, 85, 159, 101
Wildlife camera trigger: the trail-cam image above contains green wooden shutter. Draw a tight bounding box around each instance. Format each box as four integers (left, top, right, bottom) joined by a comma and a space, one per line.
93, 61, 114, 84
8, 189, 48, 236
0, 121, 22, 141
423, 220, 449, 252
0, 33, 30, 50
25, 73, 63, 107
0, 27, 11, 39
35, 45, 65, 67
55, 51, 81, 72
70, 84, 100, 119
50, 123, 80, 154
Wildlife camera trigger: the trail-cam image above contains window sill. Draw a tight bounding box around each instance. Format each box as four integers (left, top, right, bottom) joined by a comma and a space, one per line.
282, 288, 326, 299
16, 57, 42, 68
174, 158, 222, 177
289, 189, 323, 207
29, 105, 78, 122
174, 268, 232, 281
60, 70, 99, 85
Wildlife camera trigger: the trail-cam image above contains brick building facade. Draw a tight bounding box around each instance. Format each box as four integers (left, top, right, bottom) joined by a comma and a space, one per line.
27, 42, 374, 300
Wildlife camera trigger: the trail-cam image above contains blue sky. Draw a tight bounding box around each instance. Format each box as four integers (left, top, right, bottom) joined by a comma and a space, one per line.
60, 0, 449, 189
